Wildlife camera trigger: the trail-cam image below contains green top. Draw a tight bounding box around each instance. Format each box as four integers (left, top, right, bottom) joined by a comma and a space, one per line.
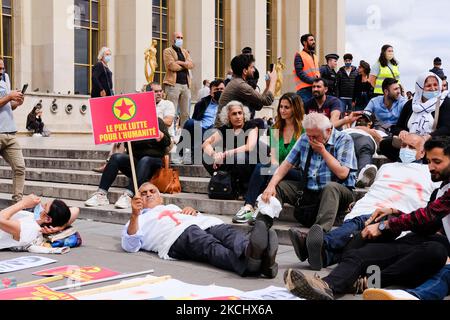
270, 128, 304, 163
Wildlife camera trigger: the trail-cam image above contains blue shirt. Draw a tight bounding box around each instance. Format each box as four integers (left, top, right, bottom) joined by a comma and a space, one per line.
201, 101, 218, 129
0, 73, 17, 133
286, 128, 357, 190
365, 96, 407, 131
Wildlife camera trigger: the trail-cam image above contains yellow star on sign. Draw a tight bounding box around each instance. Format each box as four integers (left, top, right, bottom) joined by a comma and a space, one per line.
113, 97, 137, 121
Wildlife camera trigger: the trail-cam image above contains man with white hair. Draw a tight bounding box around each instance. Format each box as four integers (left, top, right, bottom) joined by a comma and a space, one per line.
261, 113, 357, 232
121, 182, 279, 278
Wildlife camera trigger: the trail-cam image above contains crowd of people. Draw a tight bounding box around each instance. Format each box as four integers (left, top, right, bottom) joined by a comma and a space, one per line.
1, 30, 449, 301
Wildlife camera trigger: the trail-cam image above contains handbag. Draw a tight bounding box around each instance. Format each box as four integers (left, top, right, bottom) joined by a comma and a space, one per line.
208, 170, 238, 200
150, 156, 181, 194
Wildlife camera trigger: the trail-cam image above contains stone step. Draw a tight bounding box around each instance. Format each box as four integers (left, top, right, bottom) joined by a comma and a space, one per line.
0, 193, 306, 246
0, 167, 210, 194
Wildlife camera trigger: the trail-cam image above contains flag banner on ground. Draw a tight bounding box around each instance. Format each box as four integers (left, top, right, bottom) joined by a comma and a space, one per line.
0, 256, 57, 274
34, 266, 121, 282
0, 285, 76, 300
89, 92, 160, 145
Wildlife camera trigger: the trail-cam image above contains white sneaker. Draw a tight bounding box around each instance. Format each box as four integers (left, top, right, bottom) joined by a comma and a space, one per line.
363, 288, 419, 300
32, 133, 43, 137
85, 192, 109, 207
114, 193, 132, 209
356, 164, 378, 188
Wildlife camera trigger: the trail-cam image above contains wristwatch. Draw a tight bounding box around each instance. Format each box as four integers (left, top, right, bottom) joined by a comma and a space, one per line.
378, 220, 386, 232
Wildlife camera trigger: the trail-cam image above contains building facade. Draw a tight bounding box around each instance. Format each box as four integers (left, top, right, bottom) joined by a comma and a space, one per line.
2, 0, 345, 134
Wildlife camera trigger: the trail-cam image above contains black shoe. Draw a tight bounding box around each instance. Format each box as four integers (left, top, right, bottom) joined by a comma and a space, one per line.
306, 224, 324, 271
245, 220, 268, 274
261, 229, 279, 279
288, 228, 308, 262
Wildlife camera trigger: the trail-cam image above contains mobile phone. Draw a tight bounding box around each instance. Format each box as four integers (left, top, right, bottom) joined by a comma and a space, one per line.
269, 63, 274, 72
21, 84, 29, 94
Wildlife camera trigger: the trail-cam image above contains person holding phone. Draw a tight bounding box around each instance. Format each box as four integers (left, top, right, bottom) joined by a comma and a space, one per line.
0, 58, 26, 203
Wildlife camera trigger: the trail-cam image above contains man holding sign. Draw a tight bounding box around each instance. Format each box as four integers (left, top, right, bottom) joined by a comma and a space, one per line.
86, 92, 171, 209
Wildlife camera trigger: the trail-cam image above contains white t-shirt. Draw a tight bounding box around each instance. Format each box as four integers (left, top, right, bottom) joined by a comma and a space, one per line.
156, 100, 176, 136
345, 163, 438, 221
0, 211, 41, 250
121, 204, 223, 260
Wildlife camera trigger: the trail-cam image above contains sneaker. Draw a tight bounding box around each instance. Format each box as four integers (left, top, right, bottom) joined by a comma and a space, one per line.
32, 133, 43, 137
363, 288, 419, 300
356, 164, 378, 188
232, 206, 256, 224
306, 224, 325, 271
288, 228, 308, 262
114, 193, 132, 209
284, 269, 334, 300
85, 192, 109, 207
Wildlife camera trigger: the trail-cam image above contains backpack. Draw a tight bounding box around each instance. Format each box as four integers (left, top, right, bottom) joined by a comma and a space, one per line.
208, 171, 238, 200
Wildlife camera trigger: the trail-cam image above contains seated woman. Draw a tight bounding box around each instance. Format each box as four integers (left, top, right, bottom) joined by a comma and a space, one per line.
202, 101, 265, 198
380, 72, 450, 161
232, 93, 305, 224
0, 194, 78, 250
26, 106, 45, 136
85, 118, 171, 210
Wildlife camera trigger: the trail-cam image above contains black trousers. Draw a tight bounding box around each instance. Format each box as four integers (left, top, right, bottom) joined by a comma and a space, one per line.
323, 233, 449, 294
168, 224, 249, 276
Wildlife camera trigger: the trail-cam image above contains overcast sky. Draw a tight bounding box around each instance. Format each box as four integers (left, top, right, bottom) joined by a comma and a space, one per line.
346, 0, 450, 92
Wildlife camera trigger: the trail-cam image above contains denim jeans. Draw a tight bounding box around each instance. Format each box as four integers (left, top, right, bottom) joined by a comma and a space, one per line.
99, 153, 162, 196
296, 87, 313, 103
349, 134, 376, 174
323, 214, 371, 267
244, 163, 303, 207
407, 264, 450, 300
340, 97, 353, 112
181, 119, 213, 161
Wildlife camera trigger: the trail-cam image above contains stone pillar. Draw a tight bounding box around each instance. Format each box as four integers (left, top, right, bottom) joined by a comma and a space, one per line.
184, 0, 215, 100
175, 0, 183, 32
12, 0, 32, 90
282, 0, 310, 92
321, 0, 346, 60
114, 0, 152, 94
30, 0, 74, 94
238, 0, 267, 89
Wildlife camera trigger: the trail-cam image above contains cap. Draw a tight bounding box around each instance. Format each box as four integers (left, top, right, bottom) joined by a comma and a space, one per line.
325, 53, 339, 61
434, 57, 442, 65
361, 110, 374, 122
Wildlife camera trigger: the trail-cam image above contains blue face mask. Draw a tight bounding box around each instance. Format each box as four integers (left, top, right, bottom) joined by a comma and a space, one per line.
399, 148, 417, 164
175, 39, 183, 48
345, 63, 352, 68
34, 204, 44, 221
104, 55, 111, 64
423, 91, 440, 101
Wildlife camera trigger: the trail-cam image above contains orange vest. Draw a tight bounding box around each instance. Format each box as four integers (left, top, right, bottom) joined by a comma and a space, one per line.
293, 51, 320, 91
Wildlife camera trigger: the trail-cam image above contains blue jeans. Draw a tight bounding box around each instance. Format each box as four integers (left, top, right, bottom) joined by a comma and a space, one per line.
340, 97, 353, 112
297, 87, 313, 103
244, 163, 303, 207
99, 153, 162, 196
407, 264, 450, 300
323, 214, 371, 267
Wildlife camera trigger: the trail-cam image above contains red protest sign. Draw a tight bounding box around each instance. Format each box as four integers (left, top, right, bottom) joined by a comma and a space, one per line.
34, 266, 121, 282
89, 92, 160, 145
0, 285, 76, 300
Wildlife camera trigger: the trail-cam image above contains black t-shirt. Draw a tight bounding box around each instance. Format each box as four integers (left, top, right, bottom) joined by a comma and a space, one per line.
218, 119, 265, 151
304, 96, 343, 119
173, 46, 189, 85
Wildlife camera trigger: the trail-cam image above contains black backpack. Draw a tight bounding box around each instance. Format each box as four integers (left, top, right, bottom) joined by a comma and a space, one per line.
208, 171, 238, 200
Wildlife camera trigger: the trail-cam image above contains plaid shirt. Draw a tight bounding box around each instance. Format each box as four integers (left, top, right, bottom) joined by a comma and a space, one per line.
388, 183, 450, 235
286, 128, 357, 190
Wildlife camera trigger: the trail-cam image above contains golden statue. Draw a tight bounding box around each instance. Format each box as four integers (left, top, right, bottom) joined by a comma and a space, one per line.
275, 57, 286, 97
144, 39, 158, 84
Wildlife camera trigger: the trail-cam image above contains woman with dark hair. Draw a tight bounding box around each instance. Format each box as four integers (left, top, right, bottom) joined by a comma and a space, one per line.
0, 195, 78, 250
232, 93, 305, 224
353, 60, 374, 111
26, 106, 45, 136
369, 45, 401, 96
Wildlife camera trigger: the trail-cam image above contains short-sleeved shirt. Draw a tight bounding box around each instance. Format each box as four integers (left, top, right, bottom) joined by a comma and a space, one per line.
286, 128, 357, 190
365, 96, 407, 131
156, 99, 176, 136
304, 96, 343, 119
370, 61, 399, 77
0, 73, 17, 133
0, 211, 41, 250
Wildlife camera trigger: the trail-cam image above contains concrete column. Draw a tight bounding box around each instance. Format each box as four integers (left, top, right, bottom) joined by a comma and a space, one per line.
13, 0, 33, 90
175, 0, 183, 32
276, 0, 282, 57
238, 0, 267, 89
321, 0, 346, 60
184, 0, 215, 99
114, 0, 152, 94
282, 0, 309, 92
229, 0, 237, 59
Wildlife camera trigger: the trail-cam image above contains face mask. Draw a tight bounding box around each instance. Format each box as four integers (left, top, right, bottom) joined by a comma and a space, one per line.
423, 90, 440, 101
386, 53, 395, 61
399, 148, 417, 164
175, 39, 183, 48
34, 204, 44, 221
345, 63, 352, 68
226, 74, 233, 80
213, 91, 222, 102
104, 55, 111, 64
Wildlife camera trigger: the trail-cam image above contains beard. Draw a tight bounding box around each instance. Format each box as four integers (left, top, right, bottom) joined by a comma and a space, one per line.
431, 164, 450, 182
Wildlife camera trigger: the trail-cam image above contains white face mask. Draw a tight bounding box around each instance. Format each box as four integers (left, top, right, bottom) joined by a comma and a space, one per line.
175, 39, 183, 48
399, 148, 417, 164
104, 55, 112, 64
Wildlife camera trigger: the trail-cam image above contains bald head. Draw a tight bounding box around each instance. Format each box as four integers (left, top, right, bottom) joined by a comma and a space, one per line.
402, 134, 425, 161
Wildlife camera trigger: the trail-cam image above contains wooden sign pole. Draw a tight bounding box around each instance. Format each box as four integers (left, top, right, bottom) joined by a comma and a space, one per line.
127, 141, 139, 195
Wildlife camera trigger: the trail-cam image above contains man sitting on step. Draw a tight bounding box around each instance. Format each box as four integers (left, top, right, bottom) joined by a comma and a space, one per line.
121, 182, 279, 278
288, 134, 438, 271
85, 118, 171, 210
